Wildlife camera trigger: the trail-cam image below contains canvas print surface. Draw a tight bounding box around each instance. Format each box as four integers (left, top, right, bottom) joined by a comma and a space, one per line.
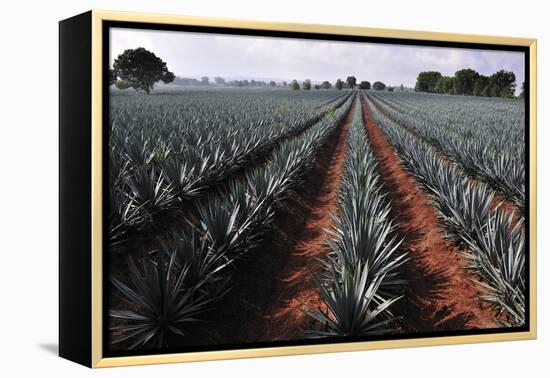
106, 25, 528, 354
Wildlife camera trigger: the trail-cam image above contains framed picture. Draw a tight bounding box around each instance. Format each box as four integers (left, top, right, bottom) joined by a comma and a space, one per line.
59, 10, 537, 368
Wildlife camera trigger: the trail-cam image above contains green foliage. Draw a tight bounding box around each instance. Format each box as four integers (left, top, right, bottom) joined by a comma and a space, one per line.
109, 251, 212, 349
302, 79, 312, 90
109, 68, 117, 85
113, 47, 175, 94
519, 81, 525, 99
488, 70, 516, 98
108, 90, 352, 246
346, 76, 357, 89
434, 76, 454, 94
335, 79, 343, 90
414, 71, 442, 93
416, 68, 516, 99
305, 263, 400, 337
358, 81, 371, 90
290, 79, 300, 90
321, 81, 332, 89
306, 98, 405, 337
473, 75, 490, 96
372, 81, 386, 91
368, 91, 525, 208
453, 68, 480, 95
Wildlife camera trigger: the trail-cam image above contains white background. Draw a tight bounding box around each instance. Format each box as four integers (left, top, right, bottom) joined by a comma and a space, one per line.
0, 0, 546, 376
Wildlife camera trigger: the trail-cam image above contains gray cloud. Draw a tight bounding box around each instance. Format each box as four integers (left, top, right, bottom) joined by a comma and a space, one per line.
110, 27, 525, 91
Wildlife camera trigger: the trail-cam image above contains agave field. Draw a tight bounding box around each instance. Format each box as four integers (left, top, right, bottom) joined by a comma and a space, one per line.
108, 88, 527, 350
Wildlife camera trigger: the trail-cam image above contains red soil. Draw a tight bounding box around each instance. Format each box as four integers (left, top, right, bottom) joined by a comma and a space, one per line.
367, 95, 524, 229
360, 95, 498, 331
256, 100, 354, 341
183, 99, 354, 345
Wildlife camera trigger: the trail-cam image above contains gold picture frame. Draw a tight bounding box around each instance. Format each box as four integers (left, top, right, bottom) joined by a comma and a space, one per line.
59, 9, 537, 368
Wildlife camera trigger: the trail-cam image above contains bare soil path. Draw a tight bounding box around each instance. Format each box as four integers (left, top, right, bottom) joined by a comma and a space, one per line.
367, 94, 524, 228
184, 99, 355, 346
360, 95, 498, 331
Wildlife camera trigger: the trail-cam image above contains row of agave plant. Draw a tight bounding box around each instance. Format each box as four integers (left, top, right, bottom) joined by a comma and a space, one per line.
109, 95, 356, 349
364, 93, 525, 326
109, 91, 351, 245
305, 96, 408, 337
370, 92, 525, 210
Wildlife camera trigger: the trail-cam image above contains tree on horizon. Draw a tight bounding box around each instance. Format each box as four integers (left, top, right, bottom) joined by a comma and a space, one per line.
112, 47, 175, 94
346, 76, 357, 89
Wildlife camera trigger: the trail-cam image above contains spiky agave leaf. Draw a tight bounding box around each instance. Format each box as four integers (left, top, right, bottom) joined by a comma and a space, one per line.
124, 133, 155, 166
461, 209, 525, 325
366, 90, 525, 210
330, 98, 407, 291
108, 186, 146, 245
435, 177, 494, 237
160, 228, 232, 290
329, 194, 406, 289
304, 261, 401, 337
126, 165, 176, 217
306, 96, 405, 337
109, 147, 131, 189
161, 156, 201, 198
109, 251, 214, 349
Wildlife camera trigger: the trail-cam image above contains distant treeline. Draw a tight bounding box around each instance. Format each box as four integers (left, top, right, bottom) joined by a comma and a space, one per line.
415, 69, 523, 98
173, 75, 398, 92
289, 77, 391, 91
173, 76, 280, 87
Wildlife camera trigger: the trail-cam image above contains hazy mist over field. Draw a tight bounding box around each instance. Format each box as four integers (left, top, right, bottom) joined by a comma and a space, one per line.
110, 27, 524, 92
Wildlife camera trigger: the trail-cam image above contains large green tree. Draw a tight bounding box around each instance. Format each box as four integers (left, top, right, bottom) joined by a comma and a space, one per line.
113, 47, 175, 94
346, 76, 357, 89
413, 67, 517, 98
109, 68, 118, 86
290, 80, 300, 90
302, 79, 312, 90
415, 71, 442, 93
335, 79, 343, 90
434, 76, 454, 94
321, 81, 332, 89
519, 81, 525, 99
358, 81, 371, 90
453, 68, 480, 95
488, 70, 516, 98
472, 75, 490, 97
372, 81, 386, 91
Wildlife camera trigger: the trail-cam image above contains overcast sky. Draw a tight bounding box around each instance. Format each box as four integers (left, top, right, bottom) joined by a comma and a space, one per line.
110, 27, 525, 91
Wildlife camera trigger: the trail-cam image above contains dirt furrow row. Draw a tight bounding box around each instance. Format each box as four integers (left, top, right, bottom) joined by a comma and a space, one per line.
360, 95, 498, 331
180, 98, 355, 345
